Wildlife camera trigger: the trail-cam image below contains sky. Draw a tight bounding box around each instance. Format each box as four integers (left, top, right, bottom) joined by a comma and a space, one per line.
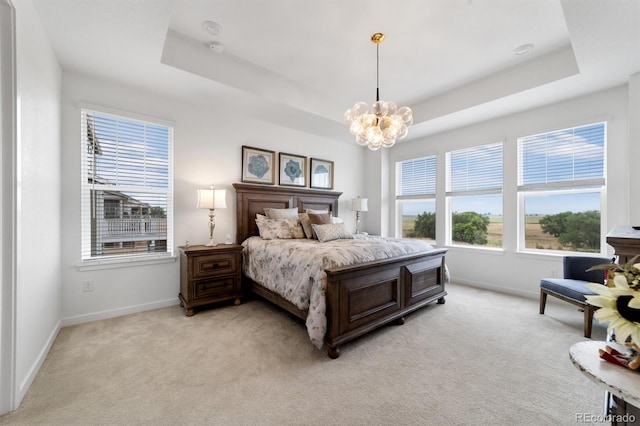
402, 192, 600, 217
399, 122, 604, 217
90, 112, 170, 211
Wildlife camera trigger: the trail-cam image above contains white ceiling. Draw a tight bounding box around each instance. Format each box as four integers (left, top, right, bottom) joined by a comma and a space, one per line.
32, 0, 640, 143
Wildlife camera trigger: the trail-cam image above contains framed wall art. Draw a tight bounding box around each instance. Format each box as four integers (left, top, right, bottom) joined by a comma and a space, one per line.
310, 158, 334, 189
241, 146, 276, 185
279, 152, 307, 187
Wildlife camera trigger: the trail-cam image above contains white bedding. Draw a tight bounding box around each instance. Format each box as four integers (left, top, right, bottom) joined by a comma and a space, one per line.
241, 234, 436, 349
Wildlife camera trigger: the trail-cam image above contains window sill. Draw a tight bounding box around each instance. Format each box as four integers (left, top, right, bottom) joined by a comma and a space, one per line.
445, 244, 505, 255
77, 254, 177, 271
516, 249, 607, 260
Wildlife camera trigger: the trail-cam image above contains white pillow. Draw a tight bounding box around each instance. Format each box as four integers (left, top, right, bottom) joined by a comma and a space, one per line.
331, 216, 344, 224
305, 208, 329, 214
311, 223, 353, 243
264, 207, 299, 219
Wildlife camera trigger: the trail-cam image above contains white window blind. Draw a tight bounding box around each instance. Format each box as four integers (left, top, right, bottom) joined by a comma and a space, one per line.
446, 142, 503, 196
396, 155, 436, 199
517, 122, 605, 191
81, 108, 173, 261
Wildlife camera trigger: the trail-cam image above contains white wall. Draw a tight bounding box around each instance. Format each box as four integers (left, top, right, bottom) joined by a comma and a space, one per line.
60, 72, 367, 323
361, 149, 389, 236
12, 0, 62, 406
628, 72, 640, 223
386, 86, 630, 299
0, 0, 16, 414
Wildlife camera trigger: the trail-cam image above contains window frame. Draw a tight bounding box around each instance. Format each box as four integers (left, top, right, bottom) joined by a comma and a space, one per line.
516, 121, 606, 255
79, 105, 175, 269
394, 155, 437, 241
445, 141, 504, 249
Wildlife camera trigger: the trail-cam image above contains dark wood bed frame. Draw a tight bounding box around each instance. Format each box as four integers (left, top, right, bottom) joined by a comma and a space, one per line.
233, 182, 447, 358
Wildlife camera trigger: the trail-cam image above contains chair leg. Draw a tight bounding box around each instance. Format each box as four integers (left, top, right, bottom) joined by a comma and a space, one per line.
584, 306, 594, 338
539, 290, 547, 315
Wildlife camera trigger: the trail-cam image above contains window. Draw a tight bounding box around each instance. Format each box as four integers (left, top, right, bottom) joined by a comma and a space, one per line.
446, 142, 503, 248
517, 122, 605, 253
81, 108, 173, 262
395, 156, 436, 240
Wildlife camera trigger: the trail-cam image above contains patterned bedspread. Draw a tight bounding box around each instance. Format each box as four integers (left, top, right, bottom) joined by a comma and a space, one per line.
241, 234, 436, 349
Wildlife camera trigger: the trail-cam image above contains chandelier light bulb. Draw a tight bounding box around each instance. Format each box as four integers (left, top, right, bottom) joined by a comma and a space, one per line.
344, 33, 412, 150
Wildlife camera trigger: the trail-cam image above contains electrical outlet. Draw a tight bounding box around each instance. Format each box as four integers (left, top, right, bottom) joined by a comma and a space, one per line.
551, 269, 559, 278
82, 280, 94, 292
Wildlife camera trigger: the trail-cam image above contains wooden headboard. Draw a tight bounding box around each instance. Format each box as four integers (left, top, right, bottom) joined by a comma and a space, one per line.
233, 183, 342, 243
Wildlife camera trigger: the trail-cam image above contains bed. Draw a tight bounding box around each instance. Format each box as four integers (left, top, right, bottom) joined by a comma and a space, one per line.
233, 182, 447, 358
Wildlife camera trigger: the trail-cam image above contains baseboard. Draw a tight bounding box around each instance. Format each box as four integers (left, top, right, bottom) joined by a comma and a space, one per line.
18, 319, 61, 405
452, 278, 539, 300
60, 298, 180, 327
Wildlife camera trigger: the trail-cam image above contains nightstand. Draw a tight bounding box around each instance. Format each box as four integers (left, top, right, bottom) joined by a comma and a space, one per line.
178, 244, 243, 316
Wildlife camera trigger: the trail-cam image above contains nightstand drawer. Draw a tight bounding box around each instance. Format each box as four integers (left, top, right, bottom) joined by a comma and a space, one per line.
179, 244, 243, 316
194, 277, 237, 299
192, 253, 238, 279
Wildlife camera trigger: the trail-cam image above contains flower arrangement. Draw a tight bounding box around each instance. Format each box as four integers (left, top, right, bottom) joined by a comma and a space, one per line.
586, 255, 640, 369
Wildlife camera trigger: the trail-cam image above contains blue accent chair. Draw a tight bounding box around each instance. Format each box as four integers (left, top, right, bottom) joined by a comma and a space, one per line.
539, 256, 611, 338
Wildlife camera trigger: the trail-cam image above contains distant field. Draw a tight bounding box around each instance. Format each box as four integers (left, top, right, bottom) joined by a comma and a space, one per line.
485, 217, 502, 247
523, 215, 559, 250
402, 216, 435, 242
402, 217, 418, 237
402, 214, 576, 250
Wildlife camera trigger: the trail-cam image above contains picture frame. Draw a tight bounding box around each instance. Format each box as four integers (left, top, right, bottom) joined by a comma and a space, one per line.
310, 158, 334, 189
241, 146, 276, 185
279, 152, 307, 187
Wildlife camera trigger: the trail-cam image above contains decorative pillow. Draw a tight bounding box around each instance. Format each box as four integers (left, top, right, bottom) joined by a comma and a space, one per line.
291, 219, 305, 238
307, 212, 332, 225
264, 207, 299, 219
311, 223, 354, 243
307, 212, 332, 239
298, 213, 315, 239
331, 216, 344, 224
256, 216, 304, 239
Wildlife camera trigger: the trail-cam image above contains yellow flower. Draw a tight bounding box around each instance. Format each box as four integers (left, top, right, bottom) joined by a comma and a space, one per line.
586, 273, 640, 345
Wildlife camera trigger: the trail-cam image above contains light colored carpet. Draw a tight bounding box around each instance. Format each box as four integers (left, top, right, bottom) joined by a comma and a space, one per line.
0, 283, 610, 426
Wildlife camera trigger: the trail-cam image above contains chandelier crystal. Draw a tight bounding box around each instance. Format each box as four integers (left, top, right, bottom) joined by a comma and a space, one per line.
344, 33, 413, 151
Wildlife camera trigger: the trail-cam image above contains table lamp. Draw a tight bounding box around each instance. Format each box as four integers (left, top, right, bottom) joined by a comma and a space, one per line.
351, 196, 368, 234
197, 185, 227, 246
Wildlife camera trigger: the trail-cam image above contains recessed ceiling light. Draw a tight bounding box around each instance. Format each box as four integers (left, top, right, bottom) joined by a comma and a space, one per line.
513, 43, 534, 56
202, 20, 222, 36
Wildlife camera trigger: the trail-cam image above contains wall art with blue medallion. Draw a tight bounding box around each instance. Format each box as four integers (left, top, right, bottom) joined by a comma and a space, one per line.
279, 152, 307, 187
242, 145, 275, 185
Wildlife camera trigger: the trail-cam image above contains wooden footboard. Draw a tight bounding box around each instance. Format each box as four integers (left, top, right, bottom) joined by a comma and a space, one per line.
324, 248, 447, 358
233, 183, 447, 358
244, 247, 447, 358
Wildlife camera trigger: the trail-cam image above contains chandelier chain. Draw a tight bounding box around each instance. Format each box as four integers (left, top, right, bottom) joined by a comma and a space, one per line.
376, 43, 380, 102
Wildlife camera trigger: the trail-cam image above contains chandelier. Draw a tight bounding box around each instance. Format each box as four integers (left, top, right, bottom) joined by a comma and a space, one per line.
344, 33, 413, 150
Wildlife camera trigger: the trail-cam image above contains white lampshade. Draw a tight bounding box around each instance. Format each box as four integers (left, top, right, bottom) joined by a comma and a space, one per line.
351, 197, 368, 212
197, 187, 227, 209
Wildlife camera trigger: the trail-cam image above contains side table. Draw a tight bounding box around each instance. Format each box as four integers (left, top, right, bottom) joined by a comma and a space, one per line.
178, 244, 243, 316
570, 341, 640, 425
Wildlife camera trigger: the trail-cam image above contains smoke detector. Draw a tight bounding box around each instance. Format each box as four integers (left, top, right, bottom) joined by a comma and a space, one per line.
208, 41, 224, 54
